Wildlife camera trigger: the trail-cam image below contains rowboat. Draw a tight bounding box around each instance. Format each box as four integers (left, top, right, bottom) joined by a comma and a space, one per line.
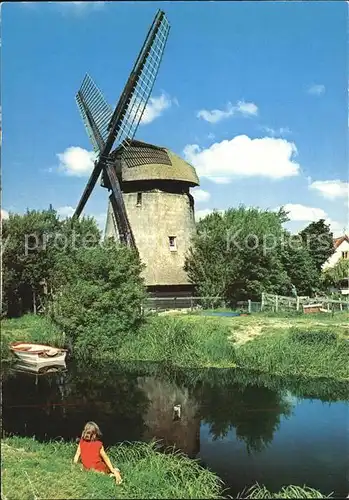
10, 342, 67, 365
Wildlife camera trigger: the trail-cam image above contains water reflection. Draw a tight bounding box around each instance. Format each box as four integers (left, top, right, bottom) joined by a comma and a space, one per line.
2, 361, 348, 497
2, 361, 294, 455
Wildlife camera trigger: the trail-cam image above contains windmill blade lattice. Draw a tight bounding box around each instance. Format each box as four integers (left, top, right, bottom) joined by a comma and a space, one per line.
75, 74, 113, 153
114, 12, 170, 151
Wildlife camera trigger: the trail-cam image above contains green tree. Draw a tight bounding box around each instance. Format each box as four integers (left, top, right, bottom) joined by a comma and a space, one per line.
2, 208, 60, 316
321, 258, 349, 290
52, 239, 146, 357
185, 206, 291, 303
281, 234, 320, 296
2, 209, 101, 317
299, 219, 334, 272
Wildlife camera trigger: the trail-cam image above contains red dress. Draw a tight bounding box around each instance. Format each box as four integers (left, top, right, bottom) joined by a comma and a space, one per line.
79, 439, 108, 473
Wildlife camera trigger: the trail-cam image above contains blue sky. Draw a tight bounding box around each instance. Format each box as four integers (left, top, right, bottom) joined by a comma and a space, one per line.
2, 1, 348, 235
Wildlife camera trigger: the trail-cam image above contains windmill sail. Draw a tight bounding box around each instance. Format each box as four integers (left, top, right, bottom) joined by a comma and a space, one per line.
107, 9, 170, 150
73, 10, 170, 250
76, 74, 113, 153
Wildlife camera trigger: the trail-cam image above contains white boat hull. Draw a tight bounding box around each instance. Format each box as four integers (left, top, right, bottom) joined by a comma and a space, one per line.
10, 342, 67, 365
13, 351, 67, 364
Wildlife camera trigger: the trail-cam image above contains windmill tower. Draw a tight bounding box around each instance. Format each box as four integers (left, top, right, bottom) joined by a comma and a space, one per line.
73, 10, 199, 297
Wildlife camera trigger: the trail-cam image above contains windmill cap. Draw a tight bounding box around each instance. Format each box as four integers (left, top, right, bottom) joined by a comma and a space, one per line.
111, 140, 199, 186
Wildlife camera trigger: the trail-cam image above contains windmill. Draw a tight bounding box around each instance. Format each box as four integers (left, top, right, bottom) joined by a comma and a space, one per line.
73, 10, 170, 250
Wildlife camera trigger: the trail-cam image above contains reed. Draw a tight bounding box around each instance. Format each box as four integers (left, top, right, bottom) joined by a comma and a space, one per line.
239, 483, 331, 498
115, 315, 236, 368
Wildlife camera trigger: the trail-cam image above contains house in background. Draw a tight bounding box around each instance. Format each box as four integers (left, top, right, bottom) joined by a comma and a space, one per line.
323, 235, 349, 295
322, 235, 349, 270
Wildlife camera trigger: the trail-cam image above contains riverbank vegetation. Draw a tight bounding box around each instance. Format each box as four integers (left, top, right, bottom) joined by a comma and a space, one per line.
1, 207, 346, 379
1, 437, 224, 499
2, 312, 348, 382
2, 437, 328, 499
239, 484, 331, 499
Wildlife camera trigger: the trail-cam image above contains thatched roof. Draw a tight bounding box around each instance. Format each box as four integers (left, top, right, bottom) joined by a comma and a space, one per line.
111, 140, 199, 186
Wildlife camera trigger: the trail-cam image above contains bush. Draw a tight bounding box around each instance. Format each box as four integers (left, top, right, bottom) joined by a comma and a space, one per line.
52, 241, 146, 358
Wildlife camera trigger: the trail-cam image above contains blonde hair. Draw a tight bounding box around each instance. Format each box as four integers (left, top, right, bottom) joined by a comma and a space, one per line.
81, 421, 102, 442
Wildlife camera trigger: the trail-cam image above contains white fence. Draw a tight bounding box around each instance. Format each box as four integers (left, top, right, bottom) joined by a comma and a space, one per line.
261, 293, 349, 312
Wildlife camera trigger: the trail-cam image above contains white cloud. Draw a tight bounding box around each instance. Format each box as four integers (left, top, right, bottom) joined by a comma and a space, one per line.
327, 219, 346, 236
195, 208, 214, 221
57, 147, 96, 177
207, 133, 215, 140
57, 206, 106, 231
93, 213, 107, 231
195, 208, 225, 221
282, 203, 327, 222
191, 188, 211, 203
263, 126, 292, 137
1, 208, 9, 220
197, 100, 258, 124
307, 84, 325, 96
235, 100, 258, 117
141, 93, 175, 125
183, 135, 300, 183
309, 180, 349, 199
57, 206, 75, 219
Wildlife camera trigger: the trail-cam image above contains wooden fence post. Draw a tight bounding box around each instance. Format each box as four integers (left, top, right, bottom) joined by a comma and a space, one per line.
296, 297, 300, 312
261, 293, 265, 311
248, 299, 252, 314
275, 295, 279, 312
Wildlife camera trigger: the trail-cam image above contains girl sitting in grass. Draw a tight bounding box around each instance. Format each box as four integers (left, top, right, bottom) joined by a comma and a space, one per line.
73, 421, 122, 484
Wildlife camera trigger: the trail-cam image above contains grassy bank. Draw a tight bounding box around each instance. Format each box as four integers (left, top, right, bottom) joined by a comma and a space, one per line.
236, 327, 349, 380
2, 312, 348, 380
116, 315, 236, 368
2, 437, 327, 499
114, 314, 348, 380
1, 437, 224, 499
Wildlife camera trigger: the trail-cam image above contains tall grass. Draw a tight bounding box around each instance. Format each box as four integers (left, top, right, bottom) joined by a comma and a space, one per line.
1, 315, 65, 362
237, 328, 349, 380
115, 315, 236, 368
2, 436, 224, 499
239, 484, 331, 499
2, 438, 330, 499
